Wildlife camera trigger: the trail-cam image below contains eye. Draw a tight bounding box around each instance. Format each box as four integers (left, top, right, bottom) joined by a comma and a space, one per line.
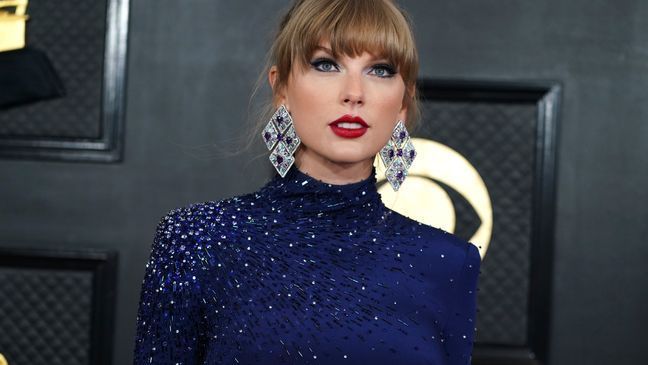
310, 58, 340, 72
369, 63, 397, 78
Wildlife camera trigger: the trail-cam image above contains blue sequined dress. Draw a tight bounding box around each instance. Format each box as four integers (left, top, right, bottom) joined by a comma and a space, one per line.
133, 165, 481, 365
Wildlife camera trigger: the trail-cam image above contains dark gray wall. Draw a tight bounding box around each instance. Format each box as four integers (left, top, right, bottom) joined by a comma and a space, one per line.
0, 1, 646, 365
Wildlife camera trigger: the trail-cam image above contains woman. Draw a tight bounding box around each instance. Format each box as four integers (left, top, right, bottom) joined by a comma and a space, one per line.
133, 0, 481, 364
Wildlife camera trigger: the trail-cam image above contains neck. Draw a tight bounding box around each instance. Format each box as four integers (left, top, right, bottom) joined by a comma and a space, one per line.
262, 162, 385, 217
293, 147, 374, 185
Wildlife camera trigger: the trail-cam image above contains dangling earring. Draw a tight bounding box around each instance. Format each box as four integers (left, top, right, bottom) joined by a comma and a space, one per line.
262, 104, 301, 177
379, 120, 417, 191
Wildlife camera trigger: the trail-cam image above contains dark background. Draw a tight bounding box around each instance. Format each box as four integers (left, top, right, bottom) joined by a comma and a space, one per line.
0, 1, 646, 364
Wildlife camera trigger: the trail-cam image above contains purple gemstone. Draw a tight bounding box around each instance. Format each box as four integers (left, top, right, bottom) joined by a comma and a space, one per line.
396, 171, 403, 179
409, 150, 415, 158
276, 116, 283, 123
397, 148, 403, 157
264, 132, 271, 141
286, 137, 292, 144
276, 155, 283, 164
399, 131, 406, 139
277, 132, 283, 141
388, 150, 394, 158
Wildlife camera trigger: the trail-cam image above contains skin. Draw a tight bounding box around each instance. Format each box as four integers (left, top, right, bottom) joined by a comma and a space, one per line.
268, 41, 409, 185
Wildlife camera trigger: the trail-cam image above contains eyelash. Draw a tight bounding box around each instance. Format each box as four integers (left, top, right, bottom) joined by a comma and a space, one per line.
309, 58, 396, 78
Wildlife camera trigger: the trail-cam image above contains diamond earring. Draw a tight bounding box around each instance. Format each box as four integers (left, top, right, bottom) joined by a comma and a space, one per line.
379, 120, 417, 191
262, 105, 301, 177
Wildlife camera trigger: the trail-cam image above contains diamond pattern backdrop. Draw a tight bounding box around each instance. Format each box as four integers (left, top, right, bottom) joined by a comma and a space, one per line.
0, 267, 93, 365
417, 99, 537, 345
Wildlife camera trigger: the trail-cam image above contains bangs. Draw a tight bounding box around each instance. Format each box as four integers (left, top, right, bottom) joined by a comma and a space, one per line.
285, 0, 417, 76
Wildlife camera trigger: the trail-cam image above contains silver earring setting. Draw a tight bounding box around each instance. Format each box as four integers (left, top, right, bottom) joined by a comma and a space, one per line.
379, 120, 416, 191
262, 105, 301, 177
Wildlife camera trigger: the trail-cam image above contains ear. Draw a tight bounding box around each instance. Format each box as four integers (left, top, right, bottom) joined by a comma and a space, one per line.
268, 65, 288, 107
398, 84, 415, 124
397, 95, 409, 124
398, 103, 408, 123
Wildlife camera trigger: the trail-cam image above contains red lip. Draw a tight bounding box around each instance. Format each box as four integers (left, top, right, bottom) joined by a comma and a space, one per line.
329, 115, 369, 128
329, 115, 369, 139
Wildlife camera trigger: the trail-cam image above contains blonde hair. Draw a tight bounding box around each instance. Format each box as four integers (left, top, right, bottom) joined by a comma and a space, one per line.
237, 0, 420, 162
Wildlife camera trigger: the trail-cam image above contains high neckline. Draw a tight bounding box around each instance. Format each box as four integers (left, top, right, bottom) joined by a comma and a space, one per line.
259, 164, 385, 216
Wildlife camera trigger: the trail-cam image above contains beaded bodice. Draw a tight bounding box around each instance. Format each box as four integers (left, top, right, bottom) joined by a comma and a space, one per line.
133, 165, 481, 365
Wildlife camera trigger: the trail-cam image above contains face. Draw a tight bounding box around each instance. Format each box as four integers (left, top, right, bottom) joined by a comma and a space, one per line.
270, 40, 408, 175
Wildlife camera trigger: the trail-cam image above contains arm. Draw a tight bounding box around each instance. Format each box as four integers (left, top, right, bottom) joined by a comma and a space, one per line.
133, 209, 207, 365
442, 242, 482, 365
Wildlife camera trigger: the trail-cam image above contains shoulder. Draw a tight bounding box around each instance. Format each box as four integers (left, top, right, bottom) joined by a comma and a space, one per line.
155, 191, 260, 233
385, 208, 481, 271
153, 200, 222, 242
152, 189, 265, 248
149, 192, 259, 265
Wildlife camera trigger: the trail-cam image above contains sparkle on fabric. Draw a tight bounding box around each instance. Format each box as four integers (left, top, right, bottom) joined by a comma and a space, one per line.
133, 165, 481, 364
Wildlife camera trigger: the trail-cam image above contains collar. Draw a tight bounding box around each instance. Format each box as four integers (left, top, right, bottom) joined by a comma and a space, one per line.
259, 164, 385, 216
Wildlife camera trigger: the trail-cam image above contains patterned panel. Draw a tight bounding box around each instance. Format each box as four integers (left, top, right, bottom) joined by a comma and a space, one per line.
417, 100, 537, 345
0, 267, 93, 365
0, 0, 107, 138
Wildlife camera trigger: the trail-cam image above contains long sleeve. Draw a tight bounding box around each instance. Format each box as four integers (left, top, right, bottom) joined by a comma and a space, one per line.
133, 209, 207, 365
442, 242, 482, 365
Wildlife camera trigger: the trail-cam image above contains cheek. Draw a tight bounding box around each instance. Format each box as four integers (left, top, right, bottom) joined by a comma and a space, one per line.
371, 84, 406, 131
379, 84, 406, 114
289, 79, 319, 109
285, 76, 334, 134
287, 72, 332, 110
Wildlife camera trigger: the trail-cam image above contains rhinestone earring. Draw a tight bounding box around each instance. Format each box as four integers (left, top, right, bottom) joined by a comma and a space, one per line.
379, 120, 417, 191
262, 104, 301, 177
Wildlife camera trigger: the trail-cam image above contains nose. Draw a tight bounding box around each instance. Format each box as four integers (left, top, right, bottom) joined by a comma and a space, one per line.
341, 73, 364, 107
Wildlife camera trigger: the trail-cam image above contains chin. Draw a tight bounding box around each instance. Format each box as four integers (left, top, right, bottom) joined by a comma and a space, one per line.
302, 141, 376, 165
325, 152, 374, 165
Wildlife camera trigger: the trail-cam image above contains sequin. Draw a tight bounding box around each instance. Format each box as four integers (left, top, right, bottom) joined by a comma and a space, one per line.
133, 165, 481, 364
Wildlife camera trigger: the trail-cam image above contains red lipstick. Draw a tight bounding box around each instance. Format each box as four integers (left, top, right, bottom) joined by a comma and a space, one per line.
329, 115, 369, 139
